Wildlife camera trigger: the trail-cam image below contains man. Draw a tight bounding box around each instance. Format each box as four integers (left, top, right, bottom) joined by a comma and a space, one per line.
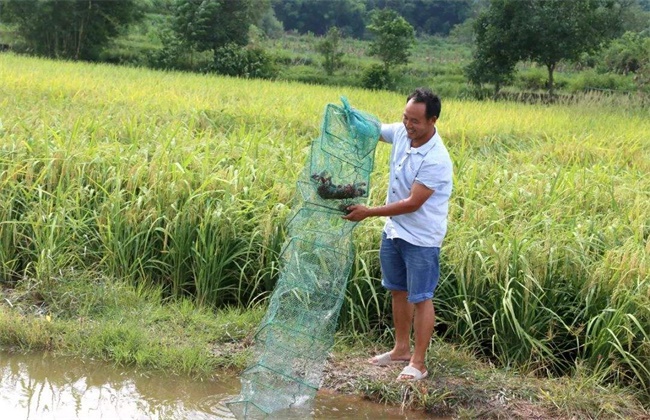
343, 88, 453, 381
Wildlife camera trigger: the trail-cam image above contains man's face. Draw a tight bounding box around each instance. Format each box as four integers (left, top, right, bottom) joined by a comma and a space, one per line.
402, 99, 437, 145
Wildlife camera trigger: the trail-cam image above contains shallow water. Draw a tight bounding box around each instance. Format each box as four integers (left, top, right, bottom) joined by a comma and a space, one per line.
0, 352, 434, 419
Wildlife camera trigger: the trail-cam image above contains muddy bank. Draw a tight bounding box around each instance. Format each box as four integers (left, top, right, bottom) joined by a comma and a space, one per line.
214, 339, 647, 419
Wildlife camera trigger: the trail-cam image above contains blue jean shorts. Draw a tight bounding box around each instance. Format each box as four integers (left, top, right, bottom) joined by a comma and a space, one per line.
379, 232, 440, 303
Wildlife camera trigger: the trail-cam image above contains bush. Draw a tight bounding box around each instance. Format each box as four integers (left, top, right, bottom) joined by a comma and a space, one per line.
361, 64, 393, 90
211, 43, 278, 79
257, 9, 284, 39
515, 68, 548, 90
316, 27, 344, 76
147, 28, 208, 71
99, 39, 158, 67
567, 70, 637, 93
601, 32, 650, 75
635, 71, 650, 99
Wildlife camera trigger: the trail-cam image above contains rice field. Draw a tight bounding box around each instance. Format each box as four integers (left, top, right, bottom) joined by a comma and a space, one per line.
1, 53, 649, 396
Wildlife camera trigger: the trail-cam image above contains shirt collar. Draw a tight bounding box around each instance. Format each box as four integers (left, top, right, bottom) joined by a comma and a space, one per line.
410, 130, 439, 155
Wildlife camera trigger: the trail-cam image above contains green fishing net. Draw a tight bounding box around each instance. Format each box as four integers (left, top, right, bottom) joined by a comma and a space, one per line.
227, 98, 381, 418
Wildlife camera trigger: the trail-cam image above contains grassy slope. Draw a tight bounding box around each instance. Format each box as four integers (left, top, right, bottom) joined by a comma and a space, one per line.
1, 13, 640, 98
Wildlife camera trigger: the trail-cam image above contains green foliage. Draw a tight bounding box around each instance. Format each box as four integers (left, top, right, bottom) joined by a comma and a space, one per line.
520, 0, 624, 95
1, 0, 142, 60
316, 26, 344, 76
166, 0, 276, 79
634, 62, 650, 95
97, 25, 162, 67
147, 25, 194, 70
515, 67, 553, 91
619, 0, 650, 32
448, 18, 476, 45
420, 74, 472, 99
375, 0, 474, 36
465, 4, 519, 95
277, 64, 358, 88
0, 271, 263, 374
257, 7, 284, 39
361, 63, 393, 90
566, 69, 637, 93
469, 0, 627, 95
366, 9, 415, 72
138, 0, 175, 14
172, 0, 267, 53
601, 31, 650, 74
211, 43, 278, 79
271, 0, 367, 37
145, 19, 213, 72
269, 0, 474, 37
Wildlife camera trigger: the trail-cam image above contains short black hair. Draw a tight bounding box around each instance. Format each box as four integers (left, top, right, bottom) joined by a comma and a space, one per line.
407, 87, 441, 120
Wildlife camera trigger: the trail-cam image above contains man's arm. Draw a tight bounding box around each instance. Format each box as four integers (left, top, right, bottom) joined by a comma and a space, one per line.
379, 123, 396, 144
342, 182, 433, 222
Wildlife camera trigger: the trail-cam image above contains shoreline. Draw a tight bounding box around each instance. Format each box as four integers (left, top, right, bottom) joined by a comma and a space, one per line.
1, 279, 649, 419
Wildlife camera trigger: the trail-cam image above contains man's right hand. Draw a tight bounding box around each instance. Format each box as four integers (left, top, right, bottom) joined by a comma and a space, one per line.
342, 204, 371, 222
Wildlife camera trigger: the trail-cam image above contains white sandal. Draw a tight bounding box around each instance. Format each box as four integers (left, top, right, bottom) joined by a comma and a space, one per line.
397, 365, 428, 381
368, 351, 410, 366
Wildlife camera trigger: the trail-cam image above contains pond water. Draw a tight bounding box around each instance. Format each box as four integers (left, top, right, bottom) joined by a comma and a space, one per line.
0, 352, 435, 419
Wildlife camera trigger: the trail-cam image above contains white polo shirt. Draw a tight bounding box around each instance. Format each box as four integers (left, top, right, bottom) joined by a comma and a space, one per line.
381, 123, 453, 247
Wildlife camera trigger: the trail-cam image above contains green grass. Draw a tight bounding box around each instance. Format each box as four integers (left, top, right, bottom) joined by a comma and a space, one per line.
261, 32, 477, 96
0, 271, 263, 375
336, 337, 648, 418
0, 53, 649, 404
3, 271, 647, 418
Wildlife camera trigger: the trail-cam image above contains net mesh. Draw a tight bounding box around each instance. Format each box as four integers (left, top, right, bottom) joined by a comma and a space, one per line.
226, 98, 381, 418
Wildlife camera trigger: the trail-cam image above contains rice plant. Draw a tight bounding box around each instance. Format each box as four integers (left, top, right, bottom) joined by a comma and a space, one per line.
1, 53, 649, 396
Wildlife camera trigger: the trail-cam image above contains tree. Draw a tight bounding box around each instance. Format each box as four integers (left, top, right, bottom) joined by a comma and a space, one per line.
469, 0, 626, 96
316, 27, 344, 76
465, 1, 520, 95
366, 9, 415, 73
619, 0, 650, 32
365, 0, 474, 36
257, 7, 284, 39
172, 0, 267, 55
271, 0, 366, 37
139, 0, 174, 14
1, 0, 141, 60
602, 31, 650, 74
270, 0, 475, 38
636, 0, 650, 10
169, 0, 278, 78
520, 0, 624, 96
211, 43, 278, 79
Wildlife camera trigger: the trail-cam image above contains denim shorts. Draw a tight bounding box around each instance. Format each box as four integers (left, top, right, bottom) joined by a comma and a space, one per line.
379, 232, 440, 303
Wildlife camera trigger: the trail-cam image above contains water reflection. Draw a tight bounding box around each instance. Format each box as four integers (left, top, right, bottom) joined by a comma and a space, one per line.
1, 352, 235, 419
0, 352, 430, 419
